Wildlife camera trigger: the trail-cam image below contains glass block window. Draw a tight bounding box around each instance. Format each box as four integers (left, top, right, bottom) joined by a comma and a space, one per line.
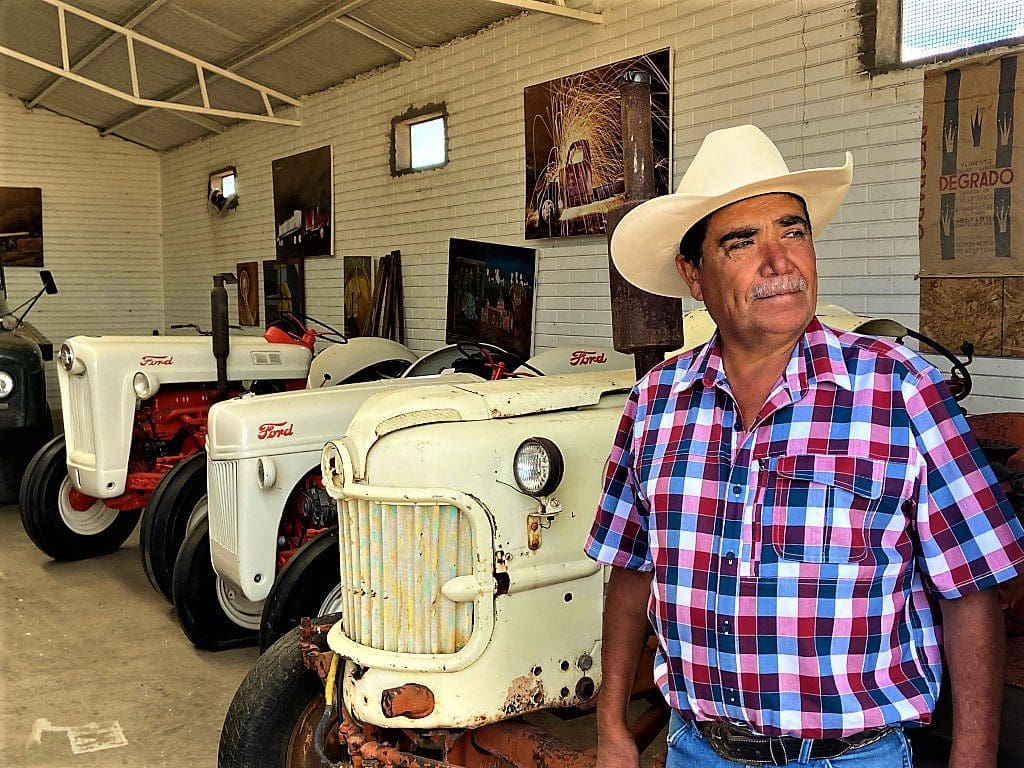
902, 0, 1024, 62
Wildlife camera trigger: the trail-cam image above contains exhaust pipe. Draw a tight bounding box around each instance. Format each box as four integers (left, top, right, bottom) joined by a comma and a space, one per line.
211, 273, 237, 393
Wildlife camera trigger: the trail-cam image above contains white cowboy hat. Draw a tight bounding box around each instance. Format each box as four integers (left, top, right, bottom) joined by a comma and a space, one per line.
610, 124, 853, 298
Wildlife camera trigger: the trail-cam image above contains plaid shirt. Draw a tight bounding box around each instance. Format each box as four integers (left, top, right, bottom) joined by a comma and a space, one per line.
586, 318, 1024, 738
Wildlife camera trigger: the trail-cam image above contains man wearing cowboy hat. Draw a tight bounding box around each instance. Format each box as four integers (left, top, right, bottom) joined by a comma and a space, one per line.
586, 125, 1024, 768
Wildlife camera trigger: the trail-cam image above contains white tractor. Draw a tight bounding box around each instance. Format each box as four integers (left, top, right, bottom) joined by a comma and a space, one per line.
18, 272, 415, 603
174, 343, 633, 650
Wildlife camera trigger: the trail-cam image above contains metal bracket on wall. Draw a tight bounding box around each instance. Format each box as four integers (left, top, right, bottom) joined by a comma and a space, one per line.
0, 0, 301, 127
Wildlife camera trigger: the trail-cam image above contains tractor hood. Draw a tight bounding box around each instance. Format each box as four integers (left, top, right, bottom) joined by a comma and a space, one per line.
58, 334, 312, 386
340, 368, 635, 479
206, 372, 483, 461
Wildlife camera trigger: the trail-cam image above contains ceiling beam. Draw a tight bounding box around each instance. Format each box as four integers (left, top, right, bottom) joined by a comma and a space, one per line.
27, 0, 171, 108
332, 17, 416, 61
480, 0, 603, 24
101, 0, 374, 136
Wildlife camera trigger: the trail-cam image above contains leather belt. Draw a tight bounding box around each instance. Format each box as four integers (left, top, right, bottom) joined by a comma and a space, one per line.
696, 720, 892, 766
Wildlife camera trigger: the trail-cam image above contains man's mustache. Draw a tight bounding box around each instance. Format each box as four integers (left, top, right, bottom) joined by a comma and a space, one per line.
749, 276, 807, 300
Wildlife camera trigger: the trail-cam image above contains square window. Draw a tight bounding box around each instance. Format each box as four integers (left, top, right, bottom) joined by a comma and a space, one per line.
410, 117, 446, 169
391, 104, 447, 176
208, 166, 238, 212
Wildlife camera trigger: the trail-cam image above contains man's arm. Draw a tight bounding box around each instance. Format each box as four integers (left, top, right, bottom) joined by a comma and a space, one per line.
596, 567, 654, 768
939, 587, 1006, 768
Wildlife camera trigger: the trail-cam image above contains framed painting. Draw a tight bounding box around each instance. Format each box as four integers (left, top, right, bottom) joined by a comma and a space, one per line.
524, 49, 671, 239
272, 146, 332, 259
445, 238, 536, 360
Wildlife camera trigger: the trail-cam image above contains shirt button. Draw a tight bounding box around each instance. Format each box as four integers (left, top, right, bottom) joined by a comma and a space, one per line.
725, 552, 736, 565
731, 484, 742, 496
721, 620, 731, 634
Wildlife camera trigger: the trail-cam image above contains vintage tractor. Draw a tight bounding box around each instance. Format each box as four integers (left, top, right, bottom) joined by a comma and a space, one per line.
18, 272, 415, 570
174, 343, 632, 651
0, 264, 58, 501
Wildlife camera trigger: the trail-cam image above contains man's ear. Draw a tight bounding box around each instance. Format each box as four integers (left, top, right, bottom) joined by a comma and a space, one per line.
675, 255, 703, 301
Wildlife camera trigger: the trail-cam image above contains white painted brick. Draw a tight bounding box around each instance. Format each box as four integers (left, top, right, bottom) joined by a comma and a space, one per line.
0, 94, 163, 405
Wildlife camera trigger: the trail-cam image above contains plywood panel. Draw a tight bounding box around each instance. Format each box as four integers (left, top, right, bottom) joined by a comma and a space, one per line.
920, 277, 1003, 356
1005, 277, 1024, 358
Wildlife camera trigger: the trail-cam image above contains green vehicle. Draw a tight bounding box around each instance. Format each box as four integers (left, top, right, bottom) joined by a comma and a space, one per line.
0, 263, 58, 501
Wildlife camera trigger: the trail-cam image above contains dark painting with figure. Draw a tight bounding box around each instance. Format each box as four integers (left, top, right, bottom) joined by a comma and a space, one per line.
445, 239, 536, 360
272, 146, 332, 259
263, 259, 304, 328
236, 261, 260, 326
0, 187, 44, 267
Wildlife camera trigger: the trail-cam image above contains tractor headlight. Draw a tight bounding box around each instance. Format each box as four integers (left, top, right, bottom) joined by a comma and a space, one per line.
321, 441, 346, 495
513, 437, 564, 496
132, 371, 159, 400
58, 343, 75, 371
256, 457, 277, 490
0, 371, 14, 399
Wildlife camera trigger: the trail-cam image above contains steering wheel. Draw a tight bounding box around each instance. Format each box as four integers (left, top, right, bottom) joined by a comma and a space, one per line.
276, 312, 348, 345
454, 342, 524, 380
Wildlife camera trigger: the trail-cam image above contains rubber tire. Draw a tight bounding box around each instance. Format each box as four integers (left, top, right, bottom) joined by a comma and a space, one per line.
258, 527, 341, 653
18, 435, 140, 560
219, 614, 343, 768
172, 518, 259, 652
140, 450, 207, 602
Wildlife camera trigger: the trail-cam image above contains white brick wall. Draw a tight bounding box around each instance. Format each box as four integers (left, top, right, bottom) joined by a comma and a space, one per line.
0, 93, 163, 403
159, 0, 1024, 412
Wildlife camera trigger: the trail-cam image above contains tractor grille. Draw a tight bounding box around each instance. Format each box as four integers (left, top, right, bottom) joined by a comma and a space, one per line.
338, 499, 474, 654
65, 374, 96, 456
209, 460, 238, 555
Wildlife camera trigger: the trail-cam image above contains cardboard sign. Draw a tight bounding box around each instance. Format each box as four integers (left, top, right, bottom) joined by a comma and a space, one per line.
920, 53, 1022, 276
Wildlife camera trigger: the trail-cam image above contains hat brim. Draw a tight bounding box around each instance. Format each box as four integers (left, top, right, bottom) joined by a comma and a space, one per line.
609, 154, 854, 298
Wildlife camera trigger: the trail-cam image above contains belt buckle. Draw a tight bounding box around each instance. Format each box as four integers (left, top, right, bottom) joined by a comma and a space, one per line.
701, 722, 735, 759
700, 721, 791, 766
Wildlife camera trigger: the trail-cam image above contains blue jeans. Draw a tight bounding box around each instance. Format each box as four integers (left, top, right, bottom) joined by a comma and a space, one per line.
665, 711, 913, 768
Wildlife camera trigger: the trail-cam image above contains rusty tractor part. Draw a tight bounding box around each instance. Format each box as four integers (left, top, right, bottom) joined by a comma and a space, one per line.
302, 622, 668, 768
382, 684, 436, 720
606, 70, 683, 379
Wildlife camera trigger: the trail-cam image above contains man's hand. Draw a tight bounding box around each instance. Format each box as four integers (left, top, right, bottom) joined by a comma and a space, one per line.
940, 587, 1006, 768
597, 721, 642, 768
595, 567, 654, 768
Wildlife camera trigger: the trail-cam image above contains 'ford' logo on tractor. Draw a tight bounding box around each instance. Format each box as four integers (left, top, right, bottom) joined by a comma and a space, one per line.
140, 355, 174, 366
569, 350, 607, 366
258, 421, 295, 440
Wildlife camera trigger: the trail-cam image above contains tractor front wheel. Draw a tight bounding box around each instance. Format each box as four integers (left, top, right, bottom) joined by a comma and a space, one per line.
171, 515, 260, 651
18, 435, 140, 560
140, 450, 207, 601
219, 615, 344, 768
258, 528, 342, 653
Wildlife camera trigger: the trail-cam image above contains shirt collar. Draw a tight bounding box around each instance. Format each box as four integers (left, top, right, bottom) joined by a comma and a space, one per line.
669, 316, 852, 396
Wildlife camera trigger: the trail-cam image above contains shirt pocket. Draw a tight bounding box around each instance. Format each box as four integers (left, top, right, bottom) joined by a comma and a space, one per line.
763, 454, 884, 564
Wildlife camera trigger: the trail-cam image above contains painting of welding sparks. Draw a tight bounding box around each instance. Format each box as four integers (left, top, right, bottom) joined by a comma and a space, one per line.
524, 49, 671, 240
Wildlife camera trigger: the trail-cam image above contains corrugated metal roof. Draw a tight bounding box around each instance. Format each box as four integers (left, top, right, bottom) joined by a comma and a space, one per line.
0, 0, 581, 151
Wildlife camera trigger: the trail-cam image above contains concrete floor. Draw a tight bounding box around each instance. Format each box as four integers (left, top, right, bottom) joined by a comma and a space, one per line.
0, 503, 257, 767
2, 500, 1023, 768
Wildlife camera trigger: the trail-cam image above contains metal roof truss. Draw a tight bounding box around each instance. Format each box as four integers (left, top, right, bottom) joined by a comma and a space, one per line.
0, 0, 301, 127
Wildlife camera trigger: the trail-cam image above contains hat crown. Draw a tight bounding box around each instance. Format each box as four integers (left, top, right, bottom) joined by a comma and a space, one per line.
676, 125, 792, 197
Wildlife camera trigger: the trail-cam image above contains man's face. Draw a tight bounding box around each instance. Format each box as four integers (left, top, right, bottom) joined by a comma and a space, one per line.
675, 193, 817, 353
